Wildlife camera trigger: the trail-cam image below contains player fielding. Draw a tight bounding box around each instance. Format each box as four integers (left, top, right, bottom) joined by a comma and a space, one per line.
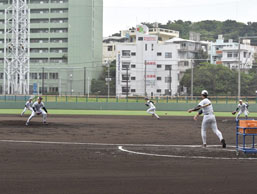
188, 90, 226, 148
232, 99, 249, 120
145, 97, 160, 119
26, 97, 48, 126
21, 98, 33, 116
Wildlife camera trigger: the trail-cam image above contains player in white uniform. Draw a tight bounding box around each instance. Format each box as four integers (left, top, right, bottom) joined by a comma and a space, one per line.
21, 98, 33, 116
26, 97, 48, 126
232, 100, 249, 120
145, 97, 160, 119
188, 90, 226, 148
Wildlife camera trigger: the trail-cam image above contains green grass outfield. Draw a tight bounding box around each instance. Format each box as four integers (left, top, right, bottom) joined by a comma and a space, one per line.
0, 109, 256, 117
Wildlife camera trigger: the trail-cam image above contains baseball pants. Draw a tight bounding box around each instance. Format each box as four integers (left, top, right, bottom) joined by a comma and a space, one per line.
147, 107, 160, 119
201, 114, 223, 145
27, 109, 47, 124
236, 110, 248, 120
21, 107, 33, 116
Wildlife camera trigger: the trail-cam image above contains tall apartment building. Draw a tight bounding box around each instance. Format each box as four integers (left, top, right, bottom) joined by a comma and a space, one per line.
0, 0, 103, 95
210, 35, 254, 69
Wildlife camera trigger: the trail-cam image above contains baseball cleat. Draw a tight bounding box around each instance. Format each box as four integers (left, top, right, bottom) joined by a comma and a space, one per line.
221, 139, 226, 148
25, 122, 29, 126
202, 144, 207, 148
43, 122, 48, 125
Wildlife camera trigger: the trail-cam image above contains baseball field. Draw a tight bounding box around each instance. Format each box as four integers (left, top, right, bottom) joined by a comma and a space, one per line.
1, 110, 257, 194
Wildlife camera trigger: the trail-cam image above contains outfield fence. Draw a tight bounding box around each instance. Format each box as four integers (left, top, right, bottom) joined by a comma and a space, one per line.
0, 95, 257, 104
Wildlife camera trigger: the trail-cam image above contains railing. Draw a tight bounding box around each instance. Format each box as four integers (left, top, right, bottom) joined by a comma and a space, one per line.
0, 95, 256, 104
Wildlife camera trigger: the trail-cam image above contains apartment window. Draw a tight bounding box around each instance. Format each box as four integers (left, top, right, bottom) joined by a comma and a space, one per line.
0, 0, 8, 5
122, 62, 130, 70
30, 73, 38, 80
165, 52, 172, 58
122, 74, 130, 82
50, 28, 68, 33
122, 87, 130, 93
31, 19, 49, 23
51, 8, 68, 13
227, 52, 233, 58
122, 50, 130, 57
157, 89, 161, 93
138, 37, 143, 41
234, 53, 238, 58
131, 89, 136, 92
157, 77, 162, 81
131, 77, 136, 80
30, 0, 49, 4
0, 72, 3, 79
51, 0, 68, 3
151, 44, 154, 51
50, 48, 68, 53
165, 65, 172, 70
145, 44, 147, 51
131, 52, 136, 56
30, 58, 48, 63
31, 38, 48, 43
157, 52, 162, 56
157, 64, 162, 68
165, 77, 172, 83
39, 87, 48, 94
50, 18, 68, 23
30, 48, 48, 53
39, 73, 48, 79
131, 64, 136, 68
49, 87, 59, 93
49, 73, 59, 79
165, 89, 171, 95
50, 38, 68, 43
30, 9, 49, 14
31, 29, 49, 33
0, 20, 4, 24
107, 46, 113, 51
50, 58, 67, 63
244, 52, 247, 58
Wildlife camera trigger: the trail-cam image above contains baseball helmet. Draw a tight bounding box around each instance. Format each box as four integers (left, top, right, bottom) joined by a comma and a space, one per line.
201, 90, 208, 96
144, 97, 149, 100
38, 96, 43, 100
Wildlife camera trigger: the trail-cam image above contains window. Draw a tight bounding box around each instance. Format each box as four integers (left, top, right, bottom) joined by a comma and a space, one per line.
50, 38, 68, 43
131, 52, 136, 56
157, 77, 162, 81
151, 44, 154, 51
165, 65, 172, 70
30, 0, 49, 4
51, 0, 68, 3
39, 87, 48, 94
165, 52, 172, 58
30, 48, 48, 53
145, 44, 147, 51
31, 19, 49, 23
157, 89, 161, 93
165, 89, 171, 95
131, 64, 136, 68
50, 28, 68, 33
50, 48, 68, 53
0, 72, 3, 79
30, 58, 48, 63
107, 46, 113, 51
49, 87, 59, 93
131, 89, 136, 92
122, 50, 130, 57
131, 77, 136, 80
122, 74, 130, 82
50, 58, 67, 63
244, 52, 247, 58
31, 29, 49, 33
234, 53, 238, 58
49, 73, 59, 79
122, 87, 130, 93
31, 38, 48, 43
31, 9, 49, 14
39, 73, 48, 79
122, 62, 130, 70
50, 18, 68, 23
157, 64, 162, 68
138, 37, 143, 41
30, 73, 38, 79
51, 8, 68, 13
157, 52, 162, 56
165, 77, 172, 83
227, 52, 232, 58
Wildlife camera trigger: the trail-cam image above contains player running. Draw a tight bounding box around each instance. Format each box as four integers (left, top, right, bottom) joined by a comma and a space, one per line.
232, 100, 249, 120
26, 97, 48, 126
188, 90, 226, 148
21, 97, 33, 116
145, 97, 160, 119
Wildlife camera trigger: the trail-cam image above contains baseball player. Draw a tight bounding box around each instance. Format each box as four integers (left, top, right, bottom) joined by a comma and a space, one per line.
21, 98, 33, 116
145, 97, 160, 119
188, 90, 226, 148
26, 97, 48, 126
232, 100, 249, 120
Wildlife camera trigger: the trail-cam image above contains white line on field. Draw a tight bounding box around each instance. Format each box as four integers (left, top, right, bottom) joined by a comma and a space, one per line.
118, 146, 257, 160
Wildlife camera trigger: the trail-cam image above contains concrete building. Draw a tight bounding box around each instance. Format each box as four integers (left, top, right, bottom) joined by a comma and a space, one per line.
210, 35, 255, 69
0, 0, 103, 95
103, 24, 179, 63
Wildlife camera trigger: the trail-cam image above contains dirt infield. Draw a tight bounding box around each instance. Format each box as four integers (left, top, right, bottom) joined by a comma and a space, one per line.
0, 114, 257, 194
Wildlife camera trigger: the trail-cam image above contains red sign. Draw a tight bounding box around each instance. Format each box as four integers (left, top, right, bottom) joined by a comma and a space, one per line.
144, 37, 157, 41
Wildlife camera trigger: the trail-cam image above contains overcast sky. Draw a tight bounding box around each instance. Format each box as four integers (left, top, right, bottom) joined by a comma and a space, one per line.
103, 0, 257, 37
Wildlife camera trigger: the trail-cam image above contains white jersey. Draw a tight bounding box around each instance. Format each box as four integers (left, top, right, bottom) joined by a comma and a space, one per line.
32, 101, 45, 112
25, 101, 33, 109
237, 103, 248, 112
199, 98, 213, 115
146, 100, 155, 109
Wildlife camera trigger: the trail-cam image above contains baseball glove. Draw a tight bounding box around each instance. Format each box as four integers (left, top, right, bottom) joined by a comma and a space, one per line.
232, 111, 236, 115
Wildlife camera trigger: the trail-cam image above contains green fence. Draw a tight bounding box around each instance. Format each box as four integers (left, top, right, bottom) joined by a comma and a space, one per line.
0, 95, 256, 104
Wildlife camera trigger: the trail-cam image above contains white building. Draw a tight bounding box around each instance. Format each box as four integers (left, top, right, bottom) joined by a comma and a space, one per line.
210, 35, 255, 69
116, 34, 180, 97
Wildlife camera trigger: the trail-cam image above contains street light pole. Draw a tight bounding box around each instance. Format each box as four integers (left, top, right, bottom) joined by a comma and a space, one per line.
237, 37, 241, 100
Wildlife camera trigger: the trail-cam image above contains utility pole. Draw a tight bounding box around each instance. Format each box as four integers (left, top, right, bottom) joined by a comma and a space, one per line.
144, 60, 147, 96
42, 67, 44, 95
126, 66, 129, 98
84, 67, 86, 96
169, 66, 172, 96
107, 61, 110, 98
190, 60, 194, 100
237, 37, 241, 100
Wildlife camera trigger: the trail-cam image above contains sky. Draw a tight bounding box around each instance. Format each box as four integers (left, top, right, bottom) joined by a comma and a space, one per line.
103, 0, 257, 37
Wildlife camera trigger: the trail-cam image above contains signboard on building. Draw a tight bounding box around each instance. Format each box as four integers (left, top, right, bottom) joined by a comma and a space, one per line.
136, 25, 149, 35
33, 83, 37, 95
